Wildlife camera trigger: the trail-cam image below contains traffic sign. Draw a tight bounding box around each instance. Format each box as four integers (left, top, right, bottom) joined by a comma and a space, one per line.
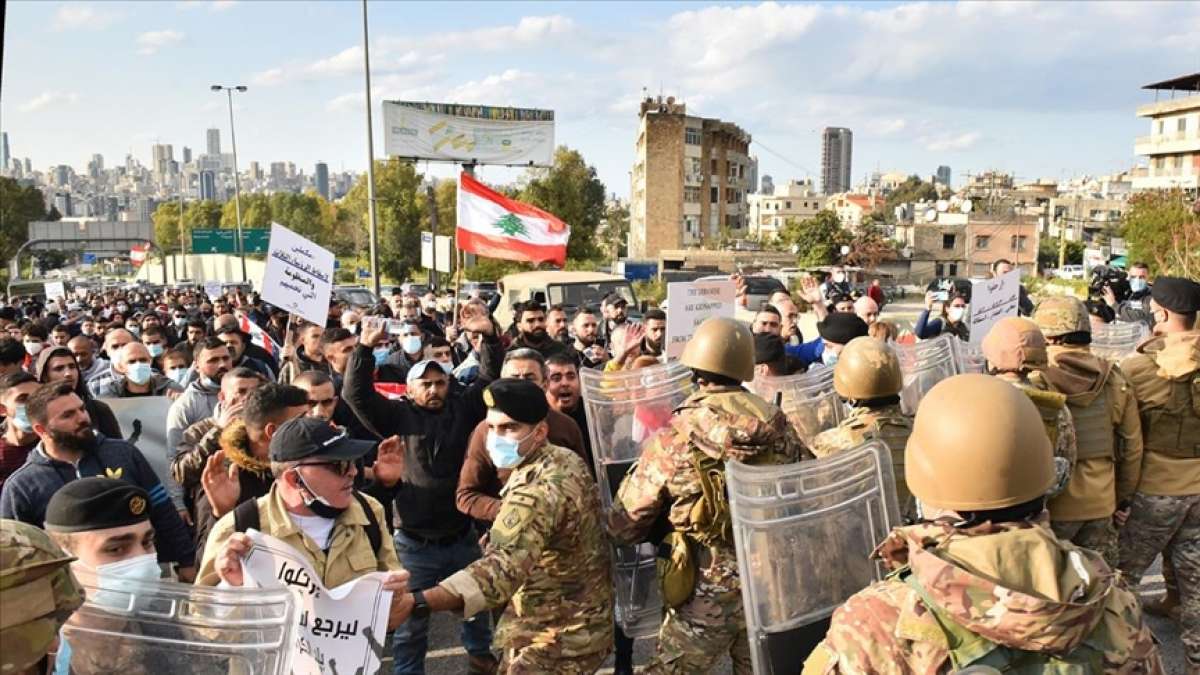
81, 253, 98, 265
190, 228, 270, 254
358, 267, 370, 279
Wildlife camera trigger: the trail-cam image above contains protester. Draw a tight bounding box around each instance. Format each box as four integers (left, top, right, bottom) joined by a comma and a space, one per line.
640, 309, 667, 359
34, 346, 122, 439
0, 372, 40, 492
571, 308, 609, 369
991, 258, 1034, 316
752, 332, 788, 379
165, 338, 233, 508
68, 335, 107, 384
0, 338, 26, 378
852, 295, 879, 325
866, 278, 886, 308
546, 304, 570, 342
751, 305, 783, 336
277, 321, 328, 385
88, 341, 183, 399
215, 326, 275, 381
785, 312, 869, 370
386, 321, 426, 377
544, 352, 594, 469
509, 302, 572, 361
915, 290, 970, 340
1105, 261, 1155, 327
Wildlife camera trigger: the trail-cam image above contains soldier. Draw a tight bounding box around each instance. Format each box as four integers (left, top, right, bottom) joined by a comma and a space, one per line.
810, 337, 914, 520
395, 379, 614, 673
1031, 295, 1142, 567
803, 374, 1165, 674
0, 518, 84, 675
607, 317, 804, 673
981, 316, 1077, 496
1117, 276, 1200, 673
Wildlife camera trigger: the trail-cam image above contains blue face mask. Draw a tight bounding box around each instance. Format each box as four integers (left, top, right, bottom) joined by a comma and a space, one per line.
401, 336, 423, 355
167, 367, 189, 385
821, 348, 839, 368
438, 360, 455, 375
486, 429, 533, 469
1129, 278, 1148, 293
373, 347, 391, 368
11, 404, 33, 433
147, 343, 164, 358
126, 362, 153, 386
90, 552, 163, 611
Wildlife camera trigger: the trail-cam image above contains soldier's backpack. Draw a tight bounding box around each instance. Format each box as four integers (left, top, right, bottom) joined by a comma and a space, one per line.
1143, 371, 1200, 459
233, 492, 382, 555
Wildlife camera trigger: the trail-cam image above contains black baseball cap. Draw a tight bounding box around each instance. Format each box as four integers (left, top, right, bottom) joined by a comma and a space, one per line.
603, 292, 628, 307
269, 417, 375, 463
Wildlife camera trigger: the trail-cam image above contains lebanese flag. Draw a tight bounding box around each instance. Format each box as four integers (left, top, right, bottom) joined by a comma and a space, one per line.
238, 312, 278, 358
456, 171, 569, 267
130, 243, 150, 268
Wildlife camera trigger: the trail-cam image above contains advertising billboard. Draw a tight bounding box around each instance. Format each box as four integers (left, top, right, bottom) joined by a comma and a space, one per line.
383, 101, 554, 166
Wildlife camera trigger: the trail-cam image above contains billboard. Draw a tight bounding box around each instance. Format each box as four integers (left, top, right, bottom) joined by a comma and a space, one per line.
382, 101, 554, 166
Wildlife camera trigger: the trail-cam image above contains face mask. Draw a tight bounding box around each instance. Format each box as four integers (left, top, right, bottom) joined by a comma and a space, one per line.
201, 375, 221, 388
117, 305, 128, 313
11, 405, 34, 434
167, 367, 189, 385
373, 347, 391, 368
23, 341, 43, 356
437, 360, 454, 375
833, 273, 845, 283
947, 307, 966, 322
126, 326, 141, 337
173, 317, 188, 328
126, 362, 153, 386
91, 552, 162, 611
294, 470, 347, 519
1129, 278, 1148, 293
345, 323, 359, 335
486, 428, 533, 469
81, 325, 96, 336
401, 336, 422, 355
147, 343, 164, 358
821, 348, 839, 367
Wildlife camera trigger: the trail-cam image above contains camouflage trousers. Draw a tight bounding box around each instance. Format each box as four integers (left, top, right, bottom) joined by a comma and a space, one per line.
1118, 491, 1200, 665
500, 647, 608, 674
639, 574, 751, 674
1051, 517, 1119, 569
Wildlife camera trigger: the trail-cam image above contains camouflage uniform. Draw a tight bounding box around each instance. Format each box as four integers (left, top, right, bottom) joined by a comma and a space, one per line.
1008, 380, 1079, 497
607, 386, 803, 674
810, 404, 914, 520
803, 517, 1164, 674
441, 444, 614, 673
0, 518, 84, 673
1118, 330, 1200, 668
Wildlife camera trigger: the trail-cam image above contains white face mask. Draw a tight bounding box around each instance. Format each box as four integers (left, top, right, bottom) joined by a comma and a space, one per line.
947, 306, 966, 322
23, 341, 44, 356
90, 552, 163, 610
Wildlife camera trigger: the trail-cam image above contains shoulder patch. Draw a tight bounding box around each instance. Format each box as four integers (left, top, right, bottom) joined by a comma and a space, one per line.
491, 490, 539, 545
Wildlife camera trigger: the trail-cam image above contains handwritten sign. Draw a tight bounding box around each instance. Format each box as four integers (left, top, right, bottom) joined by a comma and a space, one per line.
665, 279, 736, 360
242, 531, 393, 675
204, 280, 223, 301
44, 280, 66, 301
968, 269, 1020, 347
261, 222, 334, 326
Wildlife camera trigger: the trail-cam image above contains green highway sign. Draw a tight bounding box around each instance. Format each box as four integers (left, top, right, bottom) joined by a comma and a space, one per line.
190, 228, 271, 254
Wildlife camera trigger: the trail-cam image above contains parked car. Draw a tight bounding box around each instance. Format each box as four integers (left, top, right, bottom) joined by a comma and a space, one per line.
458, 281, 498, 302
333, 285, 379, 308
1054, 264, 1085, 280
493, 271, 639, 329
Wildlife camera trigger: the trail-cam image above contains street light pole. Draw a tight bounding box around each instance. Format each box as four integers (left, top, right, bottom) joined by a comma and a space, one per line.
362, 0, 381, 296
212, 84, 249, 283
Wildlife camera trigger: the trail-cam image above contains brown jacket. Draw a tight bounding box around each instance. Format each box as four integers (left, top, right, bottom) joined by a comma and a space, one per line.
456, 409, 586, 522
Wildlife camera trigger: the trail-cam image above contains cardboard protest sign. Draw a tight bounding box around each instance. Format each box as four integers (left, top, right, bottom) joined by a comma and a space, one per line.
665, 279, 736, 359
44, 280, 66, 301
261, 222, 334, 326
242, 531, 393, 675
204, 280, 223, 301
968, 269, 1021, 347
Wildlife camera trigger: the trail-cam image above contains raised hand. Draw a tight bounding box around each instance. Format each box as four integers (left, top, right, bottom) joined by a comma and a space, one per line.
216, 532, 252, 586
202, 450, 242, 518
372, 435, 406, 488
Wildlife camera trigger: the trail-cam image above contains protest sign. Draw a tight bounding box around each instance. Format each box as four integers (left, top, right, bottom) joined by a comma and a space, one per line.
665, 279, 736, 359
44, 280, 66, 301
968, 269, 1021, 347
204, 280, 223, 301
261, 222, 334, 326
242, 531, 393, 675
102, 396, 174, 493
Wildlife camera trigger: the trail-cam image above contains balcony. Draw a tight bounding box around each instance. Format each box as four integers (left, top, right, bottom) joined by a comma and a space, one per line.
1136, 93, 1200, 118
1131, 170, 1200, 191
1135, 130, 1200, 156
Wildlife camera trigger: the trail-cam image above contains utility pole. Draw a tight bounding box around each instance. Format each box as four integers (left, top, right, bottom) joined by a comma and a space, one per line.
1058, 215, 1067, 270
361, 0, 381, 296
211, 84, 249, 282
426, 184, 438, 292
178, 193, 189, 280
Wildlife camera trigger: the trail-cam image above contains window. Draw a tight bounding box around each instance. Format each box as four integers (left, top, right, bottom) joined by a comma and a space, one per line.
935, 262, 945, 277
684, 215, 699, 234
948, 263, 958, 277
711, 158, 718, 173
1155, 157, 1165, 170
689, 158, 702, 176
684, 186, 701, 203
1158, 120, 1165, 135
1010, 235, 1027, 252
710, 187, 719, 203
685, 128, 702, 145
1179, 118, 1188, 133
785, 201, 792, 209
975, 235, 990, 249
942, 234, 956, 249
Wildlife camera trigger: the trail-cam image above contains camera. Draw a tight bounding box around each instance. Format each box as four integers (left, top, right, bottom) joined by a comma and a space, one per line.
1088, 265, 1130, 304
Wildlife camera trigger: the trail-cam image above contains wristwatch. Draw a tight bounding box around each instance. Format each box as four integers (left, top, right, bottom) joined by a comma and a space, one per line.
411, 589, 431, 620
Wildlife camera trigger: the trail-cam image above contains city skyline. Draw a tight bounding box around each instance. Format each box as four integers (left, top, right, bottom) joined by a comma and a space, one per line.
3, 1, 1199, 198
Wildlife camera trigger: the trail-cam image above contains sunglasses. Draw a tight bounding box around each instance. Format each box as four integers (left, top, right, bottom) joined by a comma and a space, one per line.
298, 459, 354, 477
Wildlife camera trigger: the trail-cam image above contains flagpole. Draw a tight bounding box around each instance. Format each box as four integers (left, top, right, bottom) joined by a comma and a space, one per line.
362, 0, 381, 298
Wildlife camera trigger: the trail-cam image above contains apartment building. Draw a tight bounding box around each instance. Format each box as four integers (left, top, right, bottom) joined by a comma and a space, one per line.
1134, 73, 1200, 192
747, 179, 825, 240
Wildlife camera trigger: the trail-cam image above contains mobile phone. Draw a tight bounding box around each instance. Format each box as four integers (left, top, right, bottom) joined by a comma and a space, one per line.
935, 291, 949, 302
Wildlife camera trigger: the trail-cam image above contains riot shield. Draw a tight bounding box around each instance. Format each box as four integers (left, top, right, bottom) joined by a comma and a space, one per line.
950, 339, 987, 374
750, 369, 845, 447
59, 578, 299, 674
892, 334, 957, 415
728, 441, 901, 674
580, 361, 695, 638
1091, 321, 1147, 362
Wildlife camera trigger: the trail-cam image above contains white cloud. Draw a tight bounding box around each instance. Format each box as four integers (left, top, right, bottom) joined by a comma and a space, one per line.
923, 132, 982, 152
136, 29, 184, 55
418, 15, 577, 52
19, 91, 81, 112
52, 4, 115, 31
868, 118, 909, 137
307, 46, 364, 77
326, 92, 366, 114
251, 68, 285, 86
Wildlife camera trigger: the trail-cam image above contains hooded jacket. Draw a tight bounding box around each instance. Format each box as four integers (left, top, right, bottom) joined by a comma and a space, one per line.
1120, 329, 1200, 496
164, 376, 222, 506
33, 347, 122, 440
191, 419, 274, 564
804, 518, 1164, 674
1037, 346, 1143, 520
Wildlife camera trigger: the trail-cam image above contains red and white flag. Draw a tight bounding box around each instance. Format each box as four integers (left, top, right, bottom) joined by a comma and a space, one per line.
456, 171, 569, 267
130, 243, 150, 268
238, 312, 278, 358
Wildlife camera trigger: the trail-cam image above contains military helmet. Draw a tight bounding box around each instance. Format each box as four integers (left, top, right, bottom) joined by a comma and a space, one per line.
1032, 295, 1090, 337
905, 374, 1054, 511
833, 337, 902, 400
680, 317, 755, 382
981, 316, 1047, 372
0, 519, 84, 672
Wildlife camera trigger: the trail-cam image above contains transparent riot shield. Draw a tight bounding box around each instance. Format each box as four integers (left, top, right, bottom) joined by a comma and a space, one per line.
580, 361, 695, 638
1091, 321, 1148, 362
950, 338, 987, 374
893, 334, 958, 415
749, 368, 845, 447
729, 441, 901, 674
59, 578, 299, 674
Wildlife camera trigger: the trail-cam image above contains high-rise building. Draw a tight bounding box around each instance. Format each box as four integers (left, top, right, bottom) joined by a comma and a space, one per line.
1133, 72, 1200, 192
54, 165, 71, 187
248, 161, 262, 182
0, 132, 9, 173
22, 158, 32, 175
315, 162, 330, 200
206, 128, 221, 156
88, 153, 104, 180
152, 144, 175, 180
760, 175, 775, 195
936, 165, 952, 187
628, 95, 752, 258
53, 192, 73, 217
820, 127, 853, 195
199, 170, 218, 201
182, 146, 193, 164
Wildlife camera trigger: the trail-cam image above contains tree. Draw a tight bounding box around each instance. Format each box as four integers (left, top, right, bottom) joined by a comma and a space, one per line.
1037, 237, 1084, 268
601, 200, 630, 260
151, 201, 186, 254
882, 176, 939, 221
190, 200, 223, 229
221, 194, 273, 229
778, 210, 849, 266
1122, 189, 1200, 277
342, 160, 424, 283
843, 222, 898, 270
519, 146, 607, 262
0, 177, 46, 278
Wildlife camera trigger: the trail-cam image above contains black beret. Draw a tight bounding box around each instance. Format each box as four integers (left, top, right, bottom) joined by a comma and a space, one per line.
1151, 277, 1200, 314
45, 477, 151, 533
753, 333, 785, 365
483, 378, 549, 425
817, 313, 869, 345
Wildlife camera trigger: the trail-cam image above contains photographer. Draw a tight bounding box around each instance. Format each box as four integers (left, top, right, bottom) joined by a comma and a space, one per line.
1102, 262, 1154, 329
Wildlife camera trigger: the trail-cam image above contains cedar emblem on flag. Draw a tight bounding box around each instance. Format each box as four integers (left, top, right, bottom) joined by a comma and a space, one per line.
456, 171, 569, 267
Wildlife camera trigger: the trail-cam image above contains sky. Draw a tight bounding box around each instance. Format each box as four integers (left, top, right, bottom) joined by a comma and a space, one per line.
3, 0, 1199, 198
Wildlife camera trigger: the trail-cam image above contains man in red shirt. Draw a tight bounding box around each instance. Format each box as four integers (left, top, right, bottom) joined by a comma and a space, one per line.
0, 371, 40, 492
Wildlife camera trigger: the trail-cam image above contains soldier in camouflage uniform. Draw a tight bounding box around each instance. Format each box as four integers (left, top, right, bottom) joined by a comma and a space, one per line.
1, 518, 85, 674
1117, 277, 1200, 673
1031, 295, 1143, 568
410, 379, 614, 674
607, 317, 804, 674
981, 316, 1078, 496
803, 374, 1164, 674
811, 337, 914, 519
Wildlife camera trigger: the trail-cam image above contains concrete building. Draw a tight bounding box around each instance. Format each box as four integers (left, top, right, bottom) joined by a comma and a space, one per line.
199, 170, 218, 201
54, 165, 71, 187
1, 132, 9, 173
747, 179, 825, 240
315, 162, 330, 200
821, 127, 852, 194
206, 128, 221, 156
628, 96, 752, 258
936, 165, 952, 187
827, 193, 884, 231
965, 215, 1041, 277
1134, 73, 1200, 192
760, 174, 775, 195
182, 147, 192, 165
